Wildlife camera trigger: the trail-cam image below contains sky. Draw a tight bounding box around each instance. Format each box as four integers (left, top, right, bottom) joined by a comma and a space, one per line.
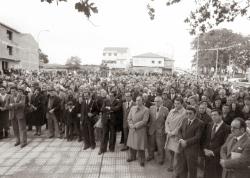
0, 0, 250, 69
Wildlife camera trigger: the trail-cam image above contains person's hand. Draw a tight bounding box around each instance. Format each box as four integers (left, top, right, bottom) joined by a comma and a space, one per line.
179, 139, 187, 148
106, 106, 111, 110
49, 109, 54, 113
88, 113, 93, 117
204, 149, 214, 157
77, 113, 81, 118
220, 159, 225, 167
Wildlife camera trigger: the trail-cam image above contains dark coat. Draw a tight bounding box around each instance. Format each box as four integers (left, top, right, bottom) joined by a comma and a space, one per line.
178, 118, 203, 154
203, 122, 231, 178
47, 95, 61, 120
30, 94, 44, 126
80, 98, 99, 124
0, 94, 10, 129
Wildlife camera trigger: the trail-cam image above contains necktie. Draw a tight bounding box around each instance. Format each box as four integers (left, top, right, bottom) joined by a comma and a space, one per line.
157, 107, 159, 112
230, 137, 238, 151
188, 120, 192, 126
211, 124, 218, 139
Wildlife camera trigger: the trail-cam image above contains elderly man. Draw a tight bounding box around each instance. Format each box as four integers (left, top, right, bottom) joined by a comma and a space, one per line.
127, 96, 149, 167
147, 96, 169, 165
220, 118, 250, 178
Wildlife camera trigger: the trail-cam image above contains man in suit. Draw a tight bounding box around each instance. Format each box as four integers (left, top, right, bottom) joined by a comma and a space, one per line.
162, 90, 173, 111
203, 109, 231, 178
220, 117, 250, 178
127, 96, 149, 167
8, 86, 27, 148
121, 91, 135, 151
46, 89, 61, 138
174, 106, 203, 178
81, 90, 99, 150
147, 96, 169, 165
99, 91, 121, 154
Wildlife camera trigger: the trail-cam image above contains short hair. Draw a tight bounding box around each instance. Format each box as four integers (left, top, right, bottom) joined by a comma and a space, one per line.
244, 96, 250, 101
222, 104, 230, 108
233, 117, 247, 130
186, 105, 196, 114
174, 97, 183, 104
211, 109, 222, 115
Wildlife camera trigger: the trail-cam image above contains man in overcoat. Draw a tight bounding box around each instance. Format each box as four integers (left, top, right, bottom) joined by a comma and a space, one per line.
127, 96, 149, 167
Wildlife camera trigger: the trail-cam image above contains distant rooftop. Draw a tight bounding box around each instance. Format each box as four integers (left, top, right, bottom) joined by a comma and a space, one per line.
103, 47, 128, 53
133, 52, 174, 60
0, 22, 21, 34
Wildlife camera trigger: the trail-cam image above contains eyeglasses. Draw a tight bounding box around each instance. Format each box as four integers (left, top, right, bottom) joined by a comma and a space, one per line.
231, 126, 240, 130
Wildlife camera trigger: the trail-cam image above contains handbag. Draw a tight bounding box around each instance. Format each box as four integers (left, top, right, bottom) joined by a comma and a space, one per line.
165, 135, 181, 153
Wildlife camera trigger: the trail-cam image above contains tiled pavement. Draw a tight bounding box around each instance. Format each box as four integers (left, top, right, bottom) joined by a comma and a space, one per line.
0, 131, 173, 178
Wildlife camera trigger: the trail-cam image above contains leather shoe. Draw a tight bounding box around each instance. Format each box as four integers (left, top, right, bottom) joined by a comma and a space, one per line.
48, 135, 54, 138
146, 157, 154, 161
91, 145, 96, 149
120, 147, 129, 151
20, 143, 27, 148
14, 142, 20, 147
126, 158, 135, 162
140, 162, 145, 167
98, 151, 104, 155
83, 146, 90, 150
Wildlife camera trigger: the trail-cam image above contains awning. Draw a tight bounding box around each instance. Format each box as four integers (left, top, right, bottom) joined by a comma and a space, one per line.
0, 58, 20, 63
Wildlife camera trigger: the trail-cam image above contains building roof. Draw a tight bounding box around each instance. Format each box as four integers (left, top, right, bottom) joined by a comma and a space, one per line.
133, 52, 174, 60
103, 47, 128, 53
0, 22, 21, 34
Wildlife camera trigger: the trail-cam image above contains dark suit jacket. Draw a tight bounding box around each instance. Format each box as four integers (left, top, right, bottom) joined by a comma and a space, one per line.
204, 122, 231, 158
220, 133, 250, 178
47, 95, 61, 118
203, 122, 230, 178
8, 94, 26, 120
178, 118, 203, 154
122, 101, 136, 129
80, 98, 99, 123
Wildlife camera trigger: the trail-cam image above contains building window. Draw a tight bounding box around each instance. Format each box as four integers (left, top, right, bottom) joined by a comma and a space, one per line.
7, 30, 13, 40
114, 53, 117, 56
103, 53, 106, 56
7, 46, 13, 55
158, 61, 162, 64
109, 53, 112, 56
152, 60, 155, 64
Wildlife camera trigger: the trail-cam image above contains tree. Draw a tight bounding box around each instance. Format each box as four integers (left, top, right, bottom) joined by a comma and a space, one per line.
41, 0, 250, 35
41, 0, 98, 18
191, 29, 250, 74
65, 56, 82, 70
39, 49, 49, 64
154, 0, 250, 35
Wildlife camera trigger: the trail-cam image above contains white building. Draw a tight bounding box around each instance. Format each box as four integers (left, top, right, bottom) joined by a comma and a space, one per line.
132, 52, 174, 73
0, 22, 39, 72
102, 47, 131, 69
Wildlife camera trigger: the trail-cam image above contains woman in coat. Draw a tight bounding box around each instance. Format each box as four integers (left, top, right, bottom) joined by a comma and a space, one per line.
30, 87, 44, 136
0, 85, 10, 139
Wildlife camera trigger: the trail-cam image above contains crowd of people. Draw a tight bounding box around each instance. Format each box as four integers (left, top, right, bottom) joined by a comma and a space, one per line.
0, 69, 250, 178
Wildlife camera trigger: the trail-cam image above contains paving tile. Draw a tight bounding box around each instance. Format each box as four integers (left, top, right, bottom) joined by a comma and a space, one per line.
0, 167, 10, 175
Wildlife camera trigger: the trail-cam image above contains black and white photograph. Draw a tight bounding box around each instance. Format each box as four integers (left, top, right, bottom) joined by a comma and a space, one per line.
0, 0, 250, 178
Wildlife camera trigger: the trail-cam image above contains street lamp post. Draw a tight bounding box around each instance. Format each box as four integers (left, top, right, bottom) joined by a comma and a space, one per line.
196, 34, 200, 79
